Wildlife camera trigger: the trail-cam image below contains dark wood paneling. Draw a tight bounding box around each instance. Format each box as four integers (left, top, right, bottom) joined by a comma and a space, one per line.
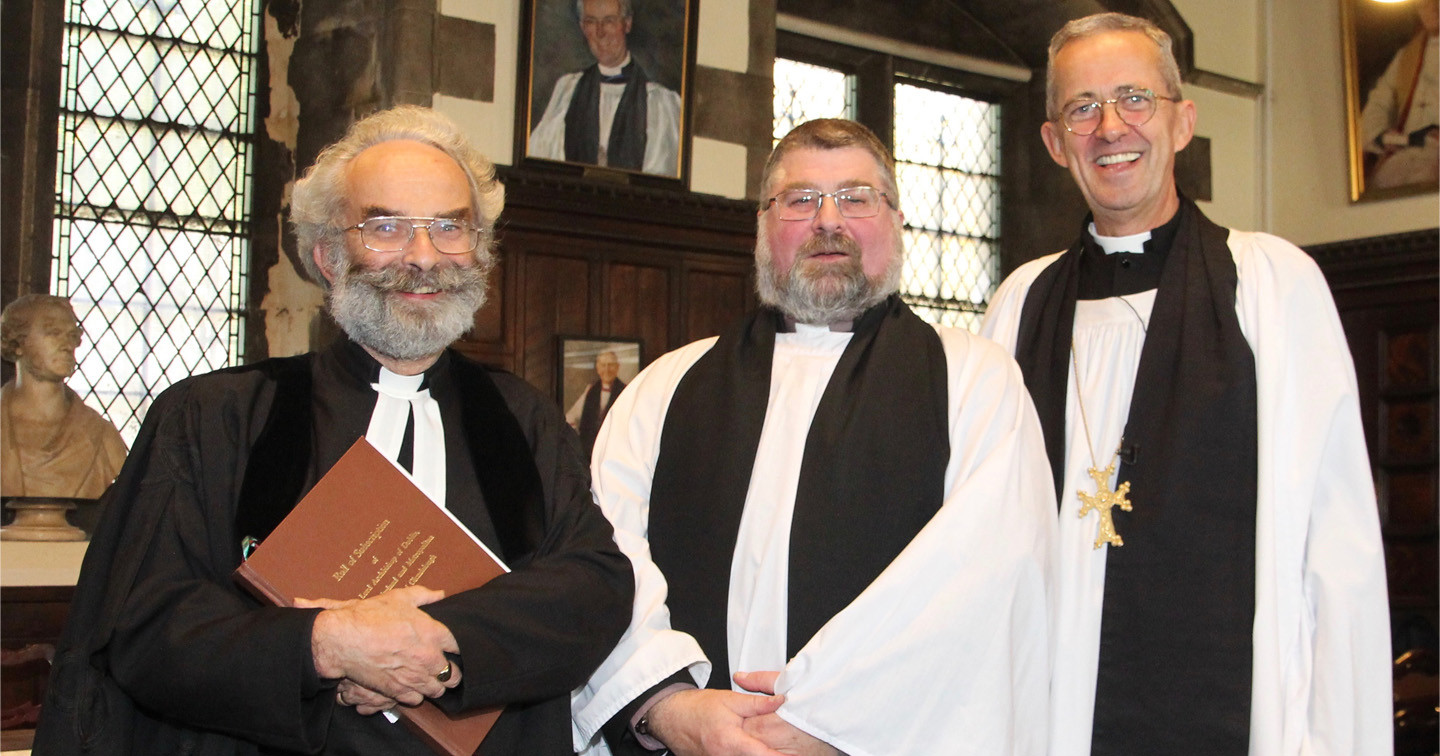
1307, 228, 1439, 629
1, 0, 65, 314
607, 263, 672, 364
2, 586, 73, 735
470, 253, 509, 350
519, 253, 591, 390
683, 268, 752, 344
457, 170, 758, 396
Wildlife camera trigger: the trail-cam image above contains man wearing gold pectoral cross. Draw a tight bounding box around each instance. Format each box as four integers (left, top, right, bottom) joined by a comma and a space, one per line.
981, 12, 1391, 756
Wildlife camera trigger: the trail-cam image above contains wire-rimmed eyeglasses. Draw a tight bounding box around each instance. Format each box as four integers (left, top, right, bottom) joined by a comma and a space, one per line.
1058, 89, 1180, 136
763, 186, 894, 221
345, 216, 483, 255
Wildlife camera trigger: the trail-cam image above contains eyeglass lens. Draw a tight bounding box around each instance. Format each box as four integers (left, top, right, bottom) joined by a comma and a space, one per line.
359, 218, 479, 254
1064, 92, 1158, 135
772, 187, 884, 220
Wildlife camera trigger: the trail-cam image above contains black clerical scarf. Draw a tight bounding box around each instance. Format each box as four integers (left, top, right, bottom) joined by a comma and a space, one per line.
647, 295, 950, 683
564, 62, 649, 170
234, 340, 546, 566
578, 376, 625, 455
1014, 198, 1258, 755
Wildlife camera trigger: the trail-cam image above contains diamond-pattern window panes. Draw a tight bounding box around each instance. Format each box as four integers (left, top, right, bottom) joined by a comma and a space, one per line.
773, 58, 855, 144
894, 82, 1001, 333
52, 0, 261, 442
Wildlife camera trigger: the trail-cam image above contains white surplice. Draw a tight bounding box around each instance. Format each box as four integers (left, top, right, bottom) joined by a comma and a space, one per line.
572, 323, 1056, 756
980, 227, 1393, 756
528, 55, 683, 177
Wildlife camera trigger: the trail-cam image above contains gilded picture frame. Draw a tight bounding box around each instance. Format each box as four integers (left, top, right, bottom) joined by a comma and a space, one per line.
1341, 0, 1439, 201
520, 0, 695, 182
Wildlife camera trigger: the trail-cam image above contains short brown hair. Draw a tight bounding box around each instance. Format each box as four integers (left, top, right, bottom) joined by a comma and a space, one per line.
759, 119, 898, 208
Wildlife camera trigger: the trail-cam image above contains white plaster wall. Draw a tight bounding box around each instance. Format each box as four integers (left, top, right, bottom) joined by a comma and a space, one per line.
692, 0, 751, 199
1189, 86, 1261, 232
691, 136, 750, 198
697, 0, 748, 73
1266, 0, 1436, 244
1170, 0, 1263, 232
438, 0, 521, 166
1172, 0, 1261, 82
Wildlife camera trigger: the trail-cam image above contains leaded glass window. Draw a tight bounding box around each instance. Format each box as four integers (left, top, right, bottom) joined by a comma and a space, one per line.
52, 0, 262, 441
772, 57, 1001, 332
772, 58, 855, 142
893, 82, 1000, 332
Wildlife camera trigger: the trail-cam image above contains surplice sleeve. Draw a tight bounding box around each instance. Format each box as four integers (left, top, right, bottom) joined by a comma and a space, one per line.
770, 330, 1057, 756
1231, 232, 1393, 755
570, 339, 717, 752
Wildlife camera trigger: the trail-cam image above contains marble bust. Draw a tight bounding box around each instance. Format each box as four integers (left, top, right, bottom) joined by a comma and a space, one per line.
0, 294, 127, 499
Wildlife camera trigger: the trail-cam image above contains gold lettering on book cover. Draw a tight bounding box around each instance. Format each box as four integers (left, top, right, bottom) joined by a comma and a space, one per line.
332, 519, 392, 581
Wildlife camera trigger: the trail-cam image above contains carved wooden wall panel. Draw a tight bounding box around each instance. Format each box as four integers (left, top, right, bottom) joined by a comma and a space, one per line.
606, 263, 672, 363
518, 252, 591, 391
471, 255, 509, 359
684, 267, 752, 344
451, 171, 759, 399
1307, 229, 1439, 643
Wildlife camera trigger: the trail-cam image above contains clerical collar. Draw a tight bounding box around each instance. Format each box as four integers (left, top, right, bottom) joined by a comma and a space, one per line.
1089, 224, 1152, 255
376, 366, 423, 392
779, 315, 854, 333
1077, 204, 1185, 299
332, 337, 446, 388
598, 55, 632, 82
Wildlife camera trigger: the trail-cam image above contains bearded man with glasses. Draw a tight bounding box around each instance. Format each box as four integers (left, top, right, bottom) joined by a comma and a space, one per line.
35, 105, 634, 756
981, 13, 1390, 756
572, 118, 1055, 756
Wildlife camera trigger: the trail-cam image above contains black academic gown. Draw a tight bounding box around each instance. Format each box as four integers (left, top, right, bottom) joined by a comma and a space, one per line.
35, 339, 633, 756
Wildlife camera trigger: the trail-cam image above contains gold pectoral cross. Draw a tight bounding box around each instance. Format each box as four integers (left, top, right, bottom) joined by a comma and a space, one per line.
1077, 460, 1132, 549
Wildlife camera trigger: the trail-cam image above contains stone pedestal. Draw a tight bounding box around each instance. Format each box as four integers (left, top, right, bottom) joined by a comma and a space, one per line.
0, 497, 86, 541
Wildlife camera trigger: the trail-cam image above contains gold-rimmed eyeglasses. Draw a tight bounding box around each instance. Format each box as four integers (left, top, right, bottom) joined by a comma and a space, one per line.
1058, 89, 1180, 136
345, 216, 482, 255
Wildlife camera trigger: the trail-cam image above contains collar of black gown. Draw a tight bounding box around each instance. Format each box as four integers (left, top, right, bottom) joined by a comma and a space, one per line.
329, 338, 448, 388
1077, 201, 1186, 300
778, 314, 855, 333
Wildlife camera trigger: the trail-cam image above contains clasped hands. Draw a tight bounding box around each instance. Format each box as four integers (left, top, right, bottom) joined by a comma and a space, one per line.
645, 670, 842, 756
300, 585, 461, 716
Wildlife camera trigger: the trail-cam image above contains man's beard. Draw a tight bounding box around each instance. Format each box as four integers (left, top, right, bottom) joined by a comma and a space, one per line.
327, 256, 492, 362
754, 224, 904, 325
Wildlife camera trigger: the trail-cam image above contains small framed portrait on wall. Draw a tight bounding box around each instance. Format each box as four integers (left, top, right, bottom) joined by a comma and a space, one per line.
1341, 0, 1439, 201
557, 337, 642, 456
520, 0, 693, 180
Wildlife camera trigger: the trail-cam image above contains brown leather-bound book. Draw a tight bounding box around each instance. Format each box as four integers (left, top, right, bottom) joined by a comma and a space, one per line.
233, 437, 505, 756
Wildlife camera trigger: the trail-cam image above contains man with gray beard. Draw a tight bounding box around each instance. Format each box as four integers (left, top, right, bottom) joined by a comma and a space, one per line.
35, 105, 633, 756
572, 119, 1055, 756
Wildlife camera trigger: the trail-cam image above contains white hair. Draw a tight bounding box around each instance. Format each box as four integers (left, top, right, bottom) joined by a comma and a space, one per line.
290, 105, 504, 289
